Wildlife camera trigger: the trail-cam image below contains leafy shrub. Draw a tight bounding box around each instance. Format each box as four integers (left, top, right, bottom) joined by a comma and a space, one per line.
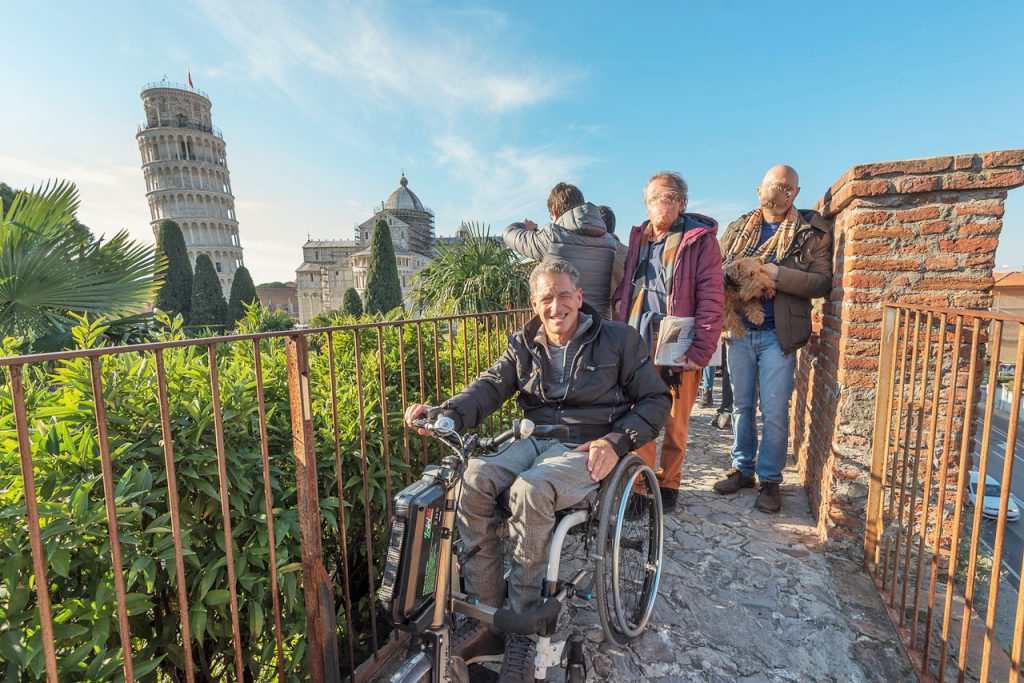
0, 309, 521, 680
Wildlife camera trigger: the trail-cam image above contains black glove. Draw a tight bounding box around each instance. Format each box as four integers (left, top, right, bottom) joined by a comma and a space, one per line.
660, 367, 681, 388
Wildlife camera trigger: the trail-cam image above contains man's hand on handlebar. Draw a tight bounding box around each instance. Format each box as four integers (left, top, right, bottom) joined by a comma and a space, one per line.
574, 438, 617, 482
403, 403, 432, 435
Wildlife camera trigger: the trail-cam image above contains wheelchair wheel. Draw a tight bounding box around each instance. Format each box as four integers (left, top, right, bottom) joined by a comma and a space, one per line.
594, 454, 664, 645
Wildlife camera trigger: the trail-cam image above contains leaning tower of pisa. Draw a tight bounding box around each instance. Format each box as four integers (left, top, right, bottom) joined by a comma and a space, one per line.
136, 80, 244, 295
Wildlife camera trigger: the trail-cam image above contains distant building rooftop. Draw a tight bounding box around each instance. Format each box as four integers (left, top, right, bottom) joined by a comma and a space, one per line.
303, 239, 361, 248
994, 271, 1024, 287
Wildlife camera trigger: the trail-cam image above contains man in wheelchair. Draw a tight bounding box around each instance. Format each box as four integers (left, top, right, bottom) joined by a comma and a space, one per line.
404, 259, 670, 682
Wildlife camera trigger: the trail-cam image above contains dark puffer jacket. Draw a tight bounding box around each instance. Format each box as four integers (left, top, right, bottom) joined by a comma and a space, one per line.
441, 305, 670, 456
504, 203, 619, 319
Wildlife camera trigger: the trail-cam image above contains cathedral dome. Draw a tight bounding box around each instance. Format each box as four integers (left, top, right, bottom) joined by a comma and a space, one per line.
383, 173, 426, 211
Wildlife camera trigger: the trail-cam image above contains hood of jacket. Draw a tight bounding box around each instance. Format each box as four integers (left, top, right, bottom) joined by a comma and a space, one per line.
556, 202, 608, 238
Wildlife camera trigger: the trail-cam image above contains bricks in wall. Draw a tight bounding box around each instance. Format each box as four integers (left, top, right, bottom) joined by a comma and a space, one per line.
793, 149, 1024, 559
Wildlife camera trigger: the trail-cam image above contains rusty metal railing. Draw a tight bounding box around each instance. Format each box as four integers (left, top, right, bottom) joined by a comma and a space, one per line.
865, 303, 1024, 682
0, 309, 530, 682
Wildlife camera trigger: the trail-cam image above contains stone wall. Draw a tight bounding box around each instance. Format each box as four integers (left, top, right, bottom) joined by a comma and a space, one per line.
790, 149, 1024, 557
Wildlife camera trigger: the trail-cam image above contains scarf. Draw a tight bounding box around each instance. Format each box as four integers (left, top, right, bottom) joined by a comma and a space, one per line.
626, 222, 685, 330
724, 206, 799, 265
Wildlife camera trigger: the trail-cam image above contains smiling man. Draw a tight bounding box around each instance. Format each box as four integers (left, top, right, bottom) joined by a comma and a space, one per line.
405, 259, 669, 682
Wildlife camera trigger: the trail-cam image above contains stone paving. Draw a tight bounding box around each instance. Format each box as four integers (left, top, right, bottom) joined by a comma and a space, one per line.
375, 384, 917, 682
547, 397, 917, 682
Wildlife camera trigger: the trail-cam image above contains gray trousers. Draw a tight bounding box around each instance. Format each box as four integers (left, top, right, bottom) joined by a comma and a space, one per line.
457, 438, 599, 614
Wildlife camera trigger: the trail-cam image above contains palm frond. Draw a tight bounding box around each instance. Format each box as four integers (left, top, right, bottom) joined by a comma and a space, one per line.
408, 221, 531, 315
0, 181, 163, 343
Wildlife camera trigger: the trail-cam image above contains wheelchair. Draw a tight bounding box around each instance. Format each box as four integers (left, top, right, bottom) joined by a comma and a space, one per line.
378, 412, 665, 682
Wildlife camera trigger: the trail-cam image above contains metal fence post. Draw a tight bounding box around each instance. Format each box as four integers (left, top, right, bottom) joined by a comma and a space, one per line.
286, 334, 341, 683
864, 305, 899, 570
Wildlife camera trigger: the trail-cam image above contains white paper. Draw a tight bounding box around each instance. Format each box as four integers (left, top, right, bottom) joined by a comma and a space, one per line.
654, 316, 722, 367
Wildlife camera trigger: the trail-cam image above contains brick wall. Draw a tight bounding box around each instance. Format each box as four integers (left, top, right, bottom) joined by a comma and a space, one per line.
791, 149, 1024, 557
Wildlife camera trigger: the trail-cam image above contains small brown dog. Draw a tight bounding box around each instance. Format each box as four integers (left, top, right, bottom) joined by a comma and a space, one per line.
722, 257, 776, 338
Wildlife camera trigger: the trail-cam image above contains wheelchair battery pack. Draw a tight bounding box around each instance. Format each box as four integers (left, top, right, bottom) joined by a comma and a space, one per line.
378, 473, 446, 631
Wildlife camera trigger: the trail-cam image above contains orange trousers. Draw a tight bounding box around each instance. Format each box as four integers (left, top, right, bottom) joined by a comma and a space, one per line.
636, 369, 700, 490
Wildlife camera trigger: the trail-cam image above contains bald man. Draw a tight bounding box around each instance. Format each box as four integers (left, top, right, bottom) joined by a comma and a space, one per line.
712, 165, 833, 513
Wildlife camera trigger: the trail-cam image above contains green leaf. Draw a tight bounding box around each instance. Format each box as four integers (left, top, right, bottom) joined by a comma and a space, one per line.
123, 592, 152, 616
0, 630, 27, 666
71, 479, 95, 521
49, 547, 71, 578
190, 606, 208, 639
204, 589, 231, 606
126, 654, 165, 679
249, 601, 264, 639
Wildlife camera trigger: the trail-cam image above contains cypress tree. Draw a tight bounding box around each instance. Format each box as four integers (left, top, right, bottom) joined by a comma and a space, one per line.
364, 219, 403, 315
154, 220, 193, 322
190, 254, 228, 329
342, 287, 363, 317
226, 265, 258, 329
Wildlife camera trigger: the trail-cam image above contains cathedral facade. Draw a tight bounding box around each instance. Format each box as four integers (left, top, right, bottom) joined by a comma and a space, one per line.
296, 175, 434, 324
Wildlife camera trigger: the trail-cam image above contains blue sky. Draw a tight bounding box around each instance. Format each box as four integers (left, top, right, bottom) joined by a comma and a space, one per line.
1, 1, 1022, 283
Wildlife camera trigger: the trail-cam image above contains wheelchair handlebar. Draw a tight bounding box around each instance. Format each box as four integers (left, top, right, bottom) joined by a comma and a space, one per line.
478, 418, 534, 451
410, 409, 535, 455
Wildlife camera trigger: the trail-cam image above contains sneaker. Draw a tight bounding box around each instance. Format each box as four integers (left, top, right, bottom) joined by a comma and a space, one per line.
712, 412, 732, 430
659, 487, 679, 513
755, 482, 783, 513
498, 633, 536, 682
697, 388, 713, 408
712, 468, 756, 495
452, 617, 504, 665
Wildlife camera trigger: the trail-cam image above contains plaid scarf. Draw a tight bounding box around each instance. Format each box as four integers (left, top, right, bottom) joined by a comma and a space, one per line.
723, 206, 799, 264
626, 223, 685, 329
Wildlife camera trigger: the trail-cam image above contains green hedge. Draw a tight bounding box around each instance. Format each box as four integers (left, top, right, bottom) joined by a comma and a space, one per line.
0, 310, 519, 681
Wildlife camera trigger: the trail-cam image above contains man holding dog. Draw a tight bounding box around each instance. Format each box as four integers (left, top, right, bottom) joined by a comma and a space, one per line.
405, 259, 669, 681
713, 165, 833, 513
611, 171, 724, 513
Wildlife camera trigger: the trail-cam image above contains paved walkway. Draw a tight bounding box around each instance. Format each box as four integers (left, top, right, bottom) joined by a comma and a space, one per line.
552, 397, 916, 682
375, 386, 917, 682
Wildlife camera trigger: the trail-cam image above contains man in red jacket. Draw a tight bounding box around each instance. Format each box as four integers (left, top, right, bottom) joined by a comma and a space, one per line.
612, 171, 725, 511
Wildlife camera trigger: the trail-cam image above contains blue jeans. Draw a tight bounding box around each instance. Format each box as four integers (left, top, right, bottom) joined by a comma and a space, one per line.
726, 329, 796, 484
701, 364, 715, 391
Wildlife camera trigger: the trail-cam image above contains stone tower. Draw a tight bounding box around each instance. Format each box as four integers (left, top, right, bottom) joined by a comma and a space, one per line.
137, 80, 243, 295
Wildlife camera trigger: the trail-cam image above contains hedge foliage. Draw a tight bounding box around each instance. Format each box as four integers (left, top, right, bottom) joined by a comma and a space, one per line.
0, 308, 522, 681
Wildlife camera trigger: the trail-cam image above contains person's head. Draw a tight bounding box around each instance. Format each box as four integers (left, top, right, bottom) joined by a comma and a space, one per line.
643, 172, 688, 232
547, 183, 585, 221
756, 165, 800, 216
598, 205, 616, 235
529, 259, 583, 343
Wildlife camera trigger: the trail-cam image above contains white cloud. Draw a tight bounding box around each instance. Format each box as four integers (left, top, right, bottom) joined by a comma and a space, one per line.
432, 135, 596, 227
188, 0, 578, 119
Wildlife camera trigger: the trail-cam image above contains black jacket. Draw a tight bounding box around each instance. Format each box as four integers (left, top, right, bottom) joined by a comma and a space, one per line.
442, 305, 671, 456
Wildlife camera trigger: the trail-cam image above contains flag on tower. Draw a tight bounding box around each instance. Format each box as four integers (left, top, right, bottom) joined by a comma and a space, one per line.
188, 70, 194, 88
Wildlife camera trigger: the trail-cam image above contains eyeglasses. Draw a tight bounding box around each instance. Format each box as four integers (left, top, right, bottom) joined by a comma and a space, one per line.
762, 182, 795, 196
645, 192, 682, 206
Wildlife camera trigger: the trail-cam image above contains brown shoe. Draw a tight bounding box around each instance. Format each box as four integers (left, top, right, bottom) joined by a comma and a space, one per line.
713, 468, 755, 495
755, 482, 782, 513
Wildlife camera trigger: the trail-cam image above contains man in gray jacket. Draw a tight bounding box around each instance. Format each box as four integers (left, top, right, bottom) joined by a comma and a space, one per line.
405, 259, 669, 682
504, 183, 619, 318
